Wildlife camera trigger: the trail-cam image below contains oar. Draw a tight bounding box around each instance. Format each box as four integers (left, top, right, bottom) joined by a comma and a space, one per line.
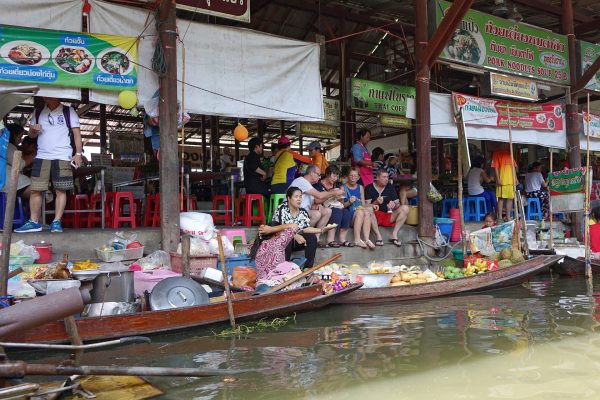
216, 232, 236, 329
262, 253, 341, 295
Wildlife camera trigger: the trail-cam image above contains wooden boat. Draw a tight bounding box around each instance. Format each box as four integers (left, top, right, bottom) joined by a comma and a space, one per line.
3, 284, 361, 344
530, 245, 600, 277
334, 255, 562, 304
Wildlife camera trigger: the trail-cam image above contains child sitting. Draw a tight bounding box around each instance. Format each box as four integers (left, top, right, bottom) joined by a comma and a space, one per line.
482, 212, 498, 229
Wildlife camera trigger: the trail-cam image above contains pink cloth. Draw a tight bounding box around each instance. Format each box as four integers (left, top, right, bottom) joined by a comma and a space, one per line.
255, 227, 295, 281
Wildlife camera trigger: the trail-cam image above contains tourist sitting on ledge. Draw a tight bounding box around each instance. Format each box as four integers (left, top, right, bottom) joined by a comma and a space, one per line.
364, 169, 409, 247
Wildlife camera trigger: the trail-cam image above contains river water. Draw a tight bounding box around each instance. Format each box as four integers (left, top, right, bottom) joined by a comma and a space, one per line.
21, 275, 600, 399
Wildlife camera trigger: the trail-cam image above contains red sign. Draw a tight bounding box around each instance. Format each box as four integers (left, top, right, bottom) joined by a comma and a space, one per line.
453, 93, 564, 132
177, 0, 250, 23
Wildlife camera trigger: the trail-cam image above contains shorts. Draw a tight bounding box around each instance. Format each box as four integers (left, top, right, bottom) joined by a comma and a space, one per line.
30, 159, 73, 192
496, 184, 514, 199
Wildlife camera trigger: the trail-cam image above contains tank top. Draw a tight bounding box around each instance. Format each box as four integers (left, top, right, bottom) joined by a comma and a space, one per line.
467, 167, 484, 196
344, 184, 362, 212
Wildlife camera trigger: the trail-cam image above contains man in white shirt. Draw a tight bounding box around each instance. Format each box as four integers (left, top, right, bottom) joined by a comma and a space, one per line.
16, 97, 83, 233
289, 165, 344, 238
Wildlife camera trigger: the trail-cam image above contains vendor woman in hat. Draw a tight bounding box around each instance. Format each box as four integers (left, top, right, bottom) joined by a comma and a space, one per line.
307, 141, 328, 173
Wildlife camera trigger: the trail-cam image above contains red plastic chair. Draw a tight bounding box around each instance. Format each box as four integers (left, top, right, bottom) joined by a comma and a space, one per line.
235, 194, 265, 226
73, 194, 89, 228
143, 194, 161, 227
112, 192, 136, 228
212, 195, 232, 226
88, 193, 114, 228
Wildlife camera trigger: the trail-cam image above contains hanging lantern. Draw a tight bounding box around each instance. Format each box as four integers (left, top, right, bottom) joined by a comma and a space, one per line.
234, 123, 249, 141
118, 90, 137, 109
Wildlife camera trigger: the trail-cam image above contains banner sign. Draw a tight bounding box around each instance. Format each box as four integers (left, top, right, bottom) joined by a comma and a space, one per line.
322, 98, 340, 125
0, 25, 138, 91
548, 167, 588, 212
580, 40, 600, 93
298, 122, 338, 139
179, 146, 203, 166
453, 93, 563, 131
350, 78, 416, 117
177, 0, 250, 23
380, 114, 411, 129
434, 0, 570, 85
583, 112, 600, 138
490, 72, 538, 101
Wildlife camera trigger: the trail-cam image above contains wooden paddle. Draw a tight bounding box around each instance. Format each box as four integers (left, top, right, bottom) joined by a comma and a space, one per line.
216, 233, 236, 329
262, 253, 341, 295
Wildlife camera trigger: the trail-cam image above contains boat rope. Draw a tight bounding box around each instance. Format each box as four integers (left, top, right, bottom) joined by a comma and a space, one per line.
416, 235, 461, 263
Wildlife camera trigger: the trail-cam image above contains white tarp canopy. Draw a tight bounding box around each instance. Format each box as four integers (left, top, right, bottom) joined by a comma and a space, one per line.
0, 0, 324, 121
430, 93, 567, 149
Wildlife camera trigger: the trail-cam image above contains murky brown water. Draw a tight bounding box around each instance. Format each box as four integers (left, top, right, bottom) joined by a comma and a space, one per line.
17, 275, 600, 399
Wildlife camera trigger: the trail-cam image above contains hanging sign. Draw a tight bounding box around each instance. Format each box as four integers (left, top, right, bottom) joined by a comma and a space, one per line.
580, 41, 600, 93
0, 25, 138, 91
179, 146, 204, 166
548, 167, 589, 212
350, 78, 415, 117
380, 114, 411, 129
434, 0, 570, 85
490, 72, 538, 101
453, 93, 563, 131
297, 98, 340, 139
583, 111, 600, 138
177, 0, 250, 23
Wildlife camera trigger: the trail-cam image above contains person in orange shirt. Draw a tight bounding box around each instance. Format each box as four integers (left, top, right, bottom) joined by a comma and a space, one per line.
491, 145, 518, 222
307, 141, 328, 173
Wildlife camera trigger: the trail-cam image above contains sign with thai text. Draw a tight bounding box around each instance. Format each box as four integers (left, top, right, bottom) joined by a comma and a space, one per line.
297, 122, 338, 138
453, 93, 563, 131
580, 40, 600, 93
549, 167, 588, 212
177, 0, 250, 23
380, 114, 411, 129
434, 0, 570, 85
350, 78, 415, 116
490, 72, 538, 101
583, 112, 600, 138
0, 25, 138, 91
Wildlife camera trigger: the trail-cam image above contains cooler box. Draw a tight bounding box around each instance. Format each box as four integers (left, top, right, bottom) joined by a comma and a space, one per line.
217, 256, 256, 276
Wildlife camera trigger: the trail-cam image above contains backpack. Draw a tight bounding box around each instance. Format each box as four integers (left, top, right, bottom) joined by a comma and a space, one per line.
34, 105, 76, 156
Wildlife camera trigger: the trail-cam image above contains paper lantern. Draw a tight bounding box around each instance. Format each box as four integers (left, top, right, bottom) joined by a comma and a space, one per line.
234, 123, 249, 141
118, 91, 137, 109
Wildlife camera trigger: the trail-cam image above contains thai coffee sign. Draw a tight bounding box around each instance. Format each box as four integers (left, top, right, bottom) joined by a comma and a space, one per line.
490, 72, 538, 101
0, 25, 138, 91
548, 167, 589, 212
453, 93, 563, 131
434, 0, 570, 85
350, 78, 415, 117
177, 0, 250, 23
580, 40, 600, 93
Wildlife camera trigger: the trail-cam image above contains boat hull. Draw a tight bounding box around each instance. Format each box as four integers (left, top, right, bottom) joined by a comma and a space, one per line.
5, 284, 360, 344
551, 256, 600, 277
334, 255, 563, 304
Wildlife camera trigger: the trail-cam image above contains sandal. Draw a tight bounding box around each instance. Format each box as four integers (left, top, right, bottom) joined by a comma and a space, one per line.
327, 241, 341, 248
355, 240, 368, 248
365, 240, 376, 250
341, 241, 355, 247
390, 238, 402, 247
375, 239, 384, 246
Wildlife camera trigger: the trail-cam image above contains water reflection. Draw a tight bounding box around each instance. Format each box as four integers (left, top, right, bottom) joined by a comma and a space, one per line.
15, 277, 600, 399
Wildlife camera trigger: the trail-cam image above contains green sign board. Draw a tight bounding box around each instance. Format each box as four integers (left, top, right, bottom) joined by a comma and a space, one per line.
350, 78, 415, 116
580, 40, 600, 93
0, 24, 138, 91
548, 167, 587, 195
434, 0, 570, 85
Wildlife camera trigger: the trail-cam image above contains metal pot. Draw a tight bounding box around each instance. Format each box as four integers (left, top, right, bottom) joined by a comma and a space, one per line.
90, 270, 135, 303
83, 301, 139, 317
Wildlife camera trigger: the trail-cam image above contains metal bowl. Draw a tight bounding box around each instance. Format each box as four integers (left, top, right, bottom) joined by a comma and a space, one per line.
83, 301, 139, 317
357, 273, 395, 288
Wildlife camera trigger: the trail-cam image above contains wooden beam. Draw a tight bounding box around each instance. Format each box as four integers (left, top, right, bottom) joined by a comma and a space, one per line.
575, 19, 600, 36
158, 0, 180, 252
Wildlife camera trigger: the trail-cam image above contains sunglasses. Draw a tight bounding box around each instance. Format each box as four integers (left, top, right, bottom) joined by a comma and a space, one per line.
47, 114, 54, 126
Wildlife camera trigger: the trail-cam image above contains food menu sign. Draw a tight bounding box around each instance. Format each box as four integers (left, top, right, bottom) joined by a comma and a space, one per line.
350, 78, 415, 117
548, 167, 588, 212
453, 93, 563, 131
0, 25, 138, 91
434, 0, 570, 85
177, 0, 250, 23
580, 41, 600, 93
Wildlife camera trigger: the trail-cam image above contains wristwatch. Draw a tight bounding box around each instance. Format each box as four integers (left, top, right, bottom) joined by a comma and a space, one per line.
75, 152, 83, 156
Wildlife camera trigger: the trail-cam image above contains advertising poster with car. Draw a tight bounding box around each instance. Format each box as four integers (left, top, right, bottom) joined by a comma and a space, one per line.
0, 24, 138, 91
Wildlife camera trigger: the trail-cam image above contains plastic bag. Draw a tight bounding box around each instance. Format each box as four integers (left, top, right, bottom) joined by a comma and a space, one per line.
232, 266, 257, 289
135, 250, 171, 270
10, 240, 39, 260
176, 237, 211, 256
427, 183, 443, 202
180, 212, 216, 240
208, 236, 234, 257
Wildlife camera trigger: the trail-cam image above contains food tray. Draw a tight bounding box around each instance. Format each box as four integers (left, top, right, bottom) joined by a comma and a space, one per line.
169, 252, 218, 277
95, 246, 144, 262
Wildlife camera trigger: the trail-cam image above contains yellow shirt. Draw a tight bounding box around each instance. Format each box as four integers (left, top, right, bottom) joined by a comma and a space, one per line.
312, 152, 329, 172
272, 150, 296, 186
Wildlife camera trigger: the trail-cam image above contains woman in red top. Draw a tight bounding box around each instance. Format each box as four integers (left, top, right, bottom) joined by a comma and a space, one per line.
590, 207, 600, 254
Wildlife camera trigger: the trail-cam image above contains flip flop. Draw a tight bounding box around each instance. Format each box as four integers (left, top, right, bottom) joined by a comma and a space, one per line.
327, 241, 341, 248
355, 240, 368, 248
365, 240, 376, 250
341, 241, 355, 247
390, 238, 402, 247
375, 239, 384, 246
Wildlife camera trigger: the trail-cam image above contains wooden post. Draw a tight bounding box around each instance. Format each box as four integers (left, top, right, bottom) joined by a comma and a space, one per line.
506, 106, 522, 251
549, 150, 554, 250
158, 0, 180, 252
0, 150, 22, 296
182, 235, 191, 278
216, 233, 236, 329
99, 104, 107, 152
201, 116, 207, 171
585, 93, 592, 279
179, 46, 186, 212
456, 113, 467, 257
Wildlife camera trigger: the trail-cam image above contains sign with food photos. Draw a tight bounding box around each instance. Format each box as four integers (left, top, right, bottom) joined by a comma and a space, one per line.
580, 40, 600, 93
0, 24, 138, 91
434, 0, 570, 85
548, 167, 589, 212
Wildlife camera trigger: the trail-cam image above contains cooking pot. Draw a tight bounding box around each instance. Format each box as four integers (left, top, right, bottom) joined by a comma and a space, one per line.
32, 242, 53, 264
90, 269, 135, 303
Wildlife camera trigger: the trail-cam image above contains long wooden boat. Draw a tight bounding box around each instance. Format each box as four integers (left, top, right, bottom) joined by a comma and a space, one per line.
3, 284, 361, 344
530, 246, 600, 277
334, 255, 562, 304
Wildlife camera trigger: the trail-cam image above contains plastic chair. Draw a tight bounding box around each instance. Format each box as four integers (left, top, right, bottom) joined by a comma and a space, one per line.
73, 194, 89, 228
408, 196, 419, 206
235, 194, 265, 226
0, 193, 26, 228
220, 228, 247, 245
268, 193, 286, 222
87, 193, 114, 228
463, 197, 487, 222
143, 194, 161, 227
212, 195, 232, 226
112, 192, 136, 228
440, 198, 458, 218
526, 197, 543, 220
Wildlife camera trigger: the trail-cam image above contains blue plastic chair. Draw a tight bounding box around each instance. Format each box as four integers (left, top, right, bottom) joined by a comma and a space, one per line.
440, 198, 458, 218
0, 192, 27, 228
463, 197, 487, 222
526, 197, 543, 220
408, 196, 419, 206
